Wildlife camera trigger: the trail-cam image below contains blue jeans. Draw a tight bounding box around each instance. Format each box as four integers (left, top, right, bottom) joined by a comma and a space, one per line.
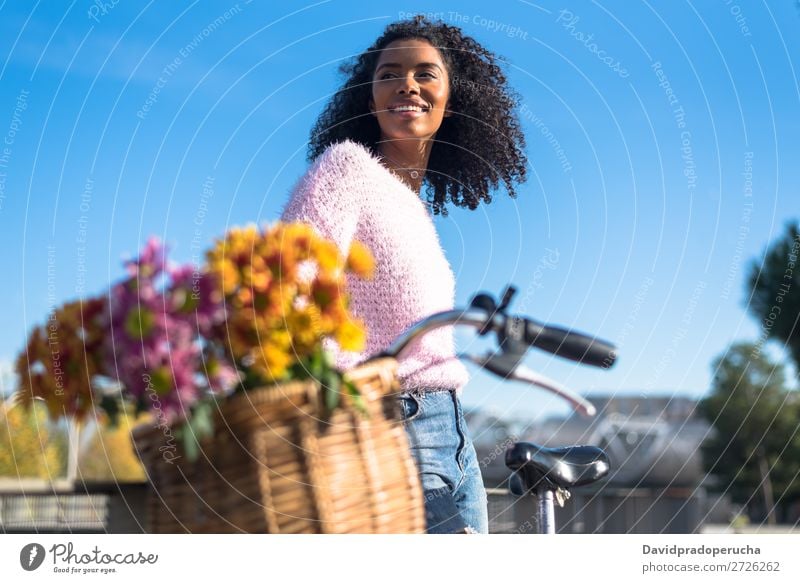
399, 389, 489, 534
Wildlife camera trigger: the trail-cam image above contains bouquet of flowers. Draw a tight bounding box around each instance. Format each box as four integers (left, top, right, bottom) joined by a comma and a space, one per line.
15, 222, 375, 457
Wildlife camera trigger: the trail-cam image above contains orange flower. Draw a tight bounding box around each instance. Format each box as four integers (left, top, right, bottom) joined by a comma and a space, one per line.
336, 318, 367, 352
311, 278, 341, 311
205, 221, 374, 384
15, 298, 108, 422
286, 304, 323, 352
346, 240, 375, 279
313, 239, 343, 275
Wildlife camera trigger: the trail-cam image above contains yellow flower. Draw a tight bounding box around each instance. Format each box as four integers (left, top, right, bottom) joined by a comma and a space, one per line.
346, 240, 375, 279
336, 318, 366, 352
264, 284, 295, 319
215, 259, 240, 295
235, 287, 253, 307
286, 304, 323, 351
205, 221, 372, 380
281, 222, 315, 258
313, 239, 343, 274
256, 344, 292, 381
266, 248, 295, 280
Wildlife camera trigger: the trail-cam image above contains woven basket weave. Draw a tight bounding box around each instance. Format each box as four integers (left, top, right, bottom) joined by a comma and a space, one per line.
131, 358, 425, 533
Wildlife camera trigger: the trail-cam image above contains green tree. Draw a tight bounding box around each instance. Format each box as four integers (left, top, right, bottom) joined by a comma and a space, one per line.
746, 221, 800, 373
699, 343, 800, 524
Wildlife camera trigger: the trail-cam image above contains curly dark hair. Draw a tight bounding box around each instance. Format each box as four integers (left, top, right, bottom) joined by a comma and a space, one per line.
308, 15, 527, 215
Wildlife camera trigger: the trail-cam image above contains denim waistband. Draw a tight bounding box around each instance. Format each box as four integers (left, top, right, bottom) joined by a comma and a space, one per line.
402, 386, 457, 397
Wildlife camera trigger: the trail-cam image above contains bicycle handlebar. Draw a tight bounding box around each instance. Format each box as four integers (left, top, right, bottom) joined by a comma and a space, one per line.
369, 285, 617, 417
376, 308, 495, 361
521, 319, 616, 368
377, 308, 616, 369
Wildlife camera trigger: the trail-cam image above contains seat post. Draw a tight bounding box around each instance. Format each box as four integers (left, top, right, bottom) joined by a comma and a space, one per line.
536, 488, 556, 534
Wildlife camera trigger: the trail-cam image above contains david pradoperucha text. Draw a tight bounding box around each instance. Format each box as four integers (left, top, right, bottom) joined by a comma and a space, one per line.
642, 544, 760, 559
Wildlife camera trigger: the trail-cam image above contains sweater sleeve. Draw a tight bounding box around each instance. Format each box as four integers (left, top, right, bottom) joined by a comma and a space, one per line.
279, 142, 370, 372
280, 141, 365, 256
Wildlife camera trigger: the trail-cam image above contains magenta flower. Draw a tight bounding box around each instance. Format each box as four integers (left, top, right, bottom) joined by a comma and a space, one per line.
105, 238, 235, 420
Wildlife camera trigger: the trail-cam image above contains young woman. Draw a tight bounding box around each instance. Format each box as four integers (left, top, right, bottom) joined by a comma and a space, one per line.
281, 15, 527, 533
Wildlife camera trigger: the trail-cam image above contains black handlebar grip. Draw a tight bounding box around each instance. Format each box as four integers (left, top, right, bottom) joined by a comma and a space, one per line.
525, 321, 617, 368
469, 293, 497, 313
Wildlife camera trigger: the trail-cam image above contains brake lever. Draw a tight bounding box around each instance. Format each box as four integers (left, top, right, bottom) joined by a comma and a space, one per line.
458, 352, 597, 418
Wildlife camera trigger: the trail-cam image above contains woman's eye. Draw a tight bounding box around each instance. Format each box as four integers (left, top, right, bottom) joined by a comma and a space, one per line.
377, 72, 436, 80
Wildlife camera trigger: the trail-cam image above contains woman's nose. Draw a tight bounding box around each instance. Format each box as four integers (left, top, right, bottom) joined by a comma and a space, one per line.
397, 74, 419, 94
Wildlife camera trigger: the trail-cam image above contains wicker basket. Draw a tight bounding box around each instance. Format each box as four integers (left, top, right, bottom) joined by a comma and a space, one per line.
131, 358, 425, 533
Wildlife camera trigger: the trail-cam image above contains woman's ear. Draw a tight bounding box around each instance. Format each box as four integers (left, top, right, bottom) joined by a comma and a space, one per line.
369, 99, 376, 116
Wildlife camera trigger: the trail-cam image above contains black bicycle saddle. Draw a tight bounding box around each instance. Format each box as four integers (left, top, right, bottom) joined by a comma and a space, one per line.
505, 442, 610, 491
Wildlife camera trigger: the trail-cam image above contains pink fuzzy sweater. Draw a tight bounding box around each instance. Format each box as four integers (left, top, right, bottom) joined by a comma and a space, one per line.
280, 140, 469, 392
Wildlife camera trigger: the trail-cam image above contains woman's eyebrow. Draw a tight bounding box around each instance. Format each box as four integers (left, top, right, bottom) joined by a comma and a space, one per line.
375, 62, 444, 72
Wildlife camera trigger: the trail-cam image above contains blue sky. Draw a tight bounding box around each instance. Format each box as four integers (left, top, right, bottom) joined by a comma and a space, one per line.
1, 0, 798, 421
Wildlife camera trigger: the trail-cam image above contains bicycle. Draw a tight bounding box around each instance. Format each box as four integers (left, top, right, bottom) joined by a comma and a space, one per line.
370, 284, 616, 534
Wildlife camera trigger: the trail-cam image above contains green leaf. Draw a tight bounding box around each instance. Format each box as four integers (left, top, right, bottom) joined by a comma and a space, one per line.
176, 400, 216, 464
344, 380, 369, 417
180, 426, 199, 463
192, 400, 214, 440
240, 368, 263, 392
288, 361, 306, 380
321, 349, 335, 368
310, 348, 324, 379
323, 371, 341, 412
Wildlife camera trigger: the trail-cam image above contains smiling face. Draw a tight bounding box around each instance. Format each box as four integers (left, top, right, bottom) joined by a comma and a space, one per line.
369, 38, 451, 146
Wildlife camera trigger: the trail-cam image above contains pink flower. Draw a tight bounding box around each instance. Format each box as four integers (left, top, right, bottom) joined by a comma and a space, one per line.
106, 238, 235, 420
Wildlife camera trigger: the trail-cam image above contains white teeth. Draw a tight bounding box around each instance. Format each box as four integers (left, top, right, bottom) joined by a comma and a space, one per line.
392, 105, 424, 112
